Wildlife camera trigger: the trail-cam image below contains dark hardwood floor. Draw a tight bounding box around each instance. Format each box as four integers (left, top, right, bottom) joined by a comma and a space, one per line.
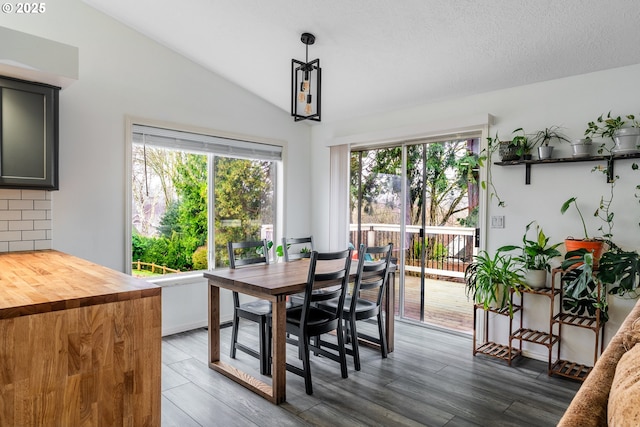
161, 320, 580, 427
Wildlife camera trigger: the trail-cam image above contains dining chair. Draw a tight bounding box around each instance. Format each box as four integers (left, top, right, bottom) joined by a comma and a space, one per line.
227, 239, 272, 375
282, 236, 314, 261
282, 236, 314, 307
273, 248, 352, 395
320, 243, 393, 371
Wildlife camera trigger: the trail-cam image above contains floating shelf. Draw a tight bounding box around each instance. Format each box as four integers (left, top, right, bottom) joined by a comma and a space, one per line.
494, 152, 640, 184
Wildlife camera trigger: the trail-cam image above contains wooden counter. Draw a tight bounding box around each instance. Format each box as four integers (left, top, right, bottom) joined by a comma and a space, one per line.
0, 250, 161, 426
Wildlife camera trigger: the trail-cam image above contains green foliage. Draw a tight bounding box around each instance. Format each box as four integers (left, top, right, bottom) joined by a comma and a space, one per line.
214, 157, 273, 267
529, 126, 570, 147
500, 221, 562, 271
351, 141, 478, 228
464, 249, 525, 316
192, 246, 208, 270
585, 111, 639, 141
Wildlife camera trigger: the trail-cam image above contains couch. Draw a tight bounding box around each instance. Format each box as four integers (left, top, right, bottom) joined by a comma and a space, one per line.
558, 297, 640, 427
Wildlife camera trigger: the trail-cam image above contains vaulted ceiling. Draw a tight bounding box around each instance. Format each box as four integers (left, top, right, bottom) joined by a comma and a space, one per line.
84, 0, 640, 123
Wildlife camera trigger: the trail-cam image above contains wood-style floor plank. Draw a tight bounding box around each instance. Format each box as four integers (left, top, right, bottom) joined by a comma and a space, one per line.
161, 321, 580, 426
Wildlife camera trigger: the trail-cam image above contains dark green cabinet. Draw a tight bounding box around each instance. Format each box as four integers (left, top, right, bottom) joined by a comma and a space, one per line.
0, 76, 59, 190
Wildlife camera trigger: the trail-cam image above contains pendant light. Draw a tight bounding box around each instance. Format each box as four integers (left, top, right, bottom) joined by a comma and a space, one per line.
291, 32, 321, 122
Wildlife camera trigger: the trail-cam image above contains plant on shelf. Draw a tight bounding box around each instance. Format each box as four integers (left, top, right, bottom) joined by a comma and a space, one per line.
512, 128, 534, 160
560, 196, 607, 263
529, 126, 570, 160
500, 221, 562, 289
464, 249, 526, 317
561, 243, 640, 322
585, 111, 640, 154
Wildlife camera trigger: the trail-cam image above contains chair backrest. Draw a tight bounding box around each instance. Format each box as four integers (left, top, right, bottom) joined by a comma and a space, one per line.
299, 248, 352, 329
351, 243, 394, 311
227, 240, 269, 269
282, 236, 314, 262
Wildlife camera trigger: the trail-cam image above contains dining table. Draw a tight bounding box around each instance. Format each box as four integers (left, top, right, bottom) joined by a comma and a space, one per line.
203, 258, 395, 404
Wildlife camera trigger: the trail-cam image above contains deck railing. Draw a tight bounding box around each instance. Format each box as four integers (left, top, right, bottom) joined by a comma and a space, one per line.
350, 224, 476, 279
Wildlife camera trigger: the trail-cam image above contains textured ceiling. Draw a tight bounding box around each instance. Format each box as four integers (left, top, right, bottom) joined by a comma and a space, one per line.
83, 0, 640, 123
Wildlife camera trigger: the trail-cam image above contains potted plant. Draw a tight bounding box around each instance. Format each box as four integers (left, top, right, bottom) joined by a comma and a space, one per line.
585, 111, 640, 154
560, 197, 607, 265
560, 242, 640, 323
500, 221, 562, 289
511, 128, 534, 160
529, 126, 570, 160
464, 249, 526, 316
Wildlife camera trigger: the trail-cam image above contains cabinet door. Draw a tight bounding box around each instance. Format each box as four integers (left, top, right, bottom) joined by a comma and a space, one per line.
0, 77, 58, 190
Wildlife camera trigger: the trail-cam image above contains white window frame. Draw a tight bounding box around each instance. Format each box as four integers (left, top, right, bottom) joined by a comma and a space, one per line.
124, 116, 286, 285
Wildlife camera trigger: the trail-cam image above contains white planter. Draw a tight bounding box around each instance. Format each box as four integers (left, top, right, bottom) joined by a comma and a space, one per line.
525, 269, 547, 289
537, 146, 554, 160
613, 128, 640, 154
571, 139, 592, 157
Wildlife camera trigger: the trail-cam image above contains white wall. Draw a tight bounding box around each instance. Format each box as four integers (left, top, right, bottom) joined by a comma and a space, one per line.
312, 64, 640, 364
1, 0, 312, 271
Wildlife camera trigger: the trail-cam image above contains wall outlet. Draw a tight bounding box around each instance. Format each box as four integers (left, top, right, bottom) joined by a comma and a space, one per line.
491, 215, 505, 228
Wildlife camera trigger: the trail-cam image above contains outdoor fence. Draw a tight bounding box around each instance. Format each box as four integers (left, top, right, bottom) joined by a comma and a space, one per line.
350, 224, 476, 279
132, 260, 181, 275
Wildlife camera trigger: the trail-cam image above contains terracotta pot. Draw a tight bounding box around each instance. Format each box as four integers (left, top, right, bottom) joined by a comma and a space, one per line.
564, 238, 605, 267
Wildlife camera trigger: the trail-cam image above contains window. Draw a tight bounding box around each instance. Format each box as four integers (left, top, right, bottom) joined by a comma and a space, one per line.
128, 122, 282, 277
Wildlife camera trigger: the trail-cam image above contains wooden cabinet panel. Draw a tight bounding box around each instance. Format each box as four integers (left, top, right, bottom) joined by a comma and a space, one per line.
0, 295, 161, 426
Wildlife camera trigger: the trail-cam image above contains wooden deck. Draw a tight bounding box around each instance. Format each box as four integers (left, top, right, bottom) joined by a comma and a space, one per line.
394, 274, 473, 334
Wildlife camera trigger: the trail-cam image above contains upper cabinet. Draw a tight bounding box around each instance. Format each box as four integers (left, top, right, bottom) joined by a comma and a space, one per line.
0, 76, 59, 190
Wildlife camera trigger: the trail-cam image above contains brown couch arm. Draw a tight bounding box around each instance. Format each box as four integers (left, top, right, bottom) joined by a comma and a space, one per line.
557, 301, 640, 427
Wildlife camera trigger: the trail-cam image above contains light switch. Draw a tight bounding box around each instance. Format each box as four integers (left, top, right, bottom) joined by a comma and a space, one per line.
491, 215, 505, 228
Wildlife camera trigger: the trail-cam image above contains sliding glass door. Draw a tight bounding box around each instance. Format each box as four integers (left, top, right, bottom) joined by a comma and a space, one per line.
350, 136, 480, 332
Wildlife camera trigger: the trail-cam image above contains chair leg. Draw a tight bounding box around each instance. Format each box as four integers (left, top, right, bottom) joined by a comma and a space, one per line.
266, 321, 272, 376
259, 317, 267, 375
301, 334, 313, 395
377, 313, 388, 358
336, 322, 349, 379
230, 311, 239, 359
350, 317, 361, 371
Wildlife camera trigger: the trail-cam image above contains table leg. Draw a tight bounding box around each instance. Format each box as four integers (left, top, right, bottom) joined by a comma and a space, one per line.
208, 284, 220, 364
271, 295, 287, 404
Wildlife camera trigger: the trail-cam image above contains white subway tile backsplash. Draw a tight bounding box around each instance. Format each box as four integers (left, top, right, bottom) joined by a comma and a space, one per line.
9, 221, 34, 231
34, 240, 51, 250
9, 240, 35, 252
0, 211, 21, 221
22, 210, 47, 221
22, 230, 46, 241
0, 190, 52, 252
0, 189, 22, 200
9, 200, 34, 210
34, 220, 52, 230
34, 200, 52, 210
0, 231, 24, 241
21, 191, 47, 200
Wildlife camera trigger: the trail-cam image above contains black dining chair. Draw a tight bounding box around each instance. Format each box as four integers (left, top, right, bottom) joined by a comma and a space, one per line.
272, 248, 352, 395
227, 239, 272, 375
282, 236, 314, 307
320, 243, 393, 371
282, 236, 314, 261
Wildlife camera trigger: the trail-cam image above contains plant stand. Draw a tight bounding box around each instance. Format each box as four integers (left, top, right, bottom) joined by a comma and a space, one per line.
550, 268, 605, 381
510, 283, 560, 374
472, 289, 522, 365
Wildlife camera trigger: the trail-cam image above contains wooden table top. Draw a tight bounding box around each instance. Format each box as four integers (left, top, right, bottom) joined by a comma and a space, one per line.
0, 250, 160, 319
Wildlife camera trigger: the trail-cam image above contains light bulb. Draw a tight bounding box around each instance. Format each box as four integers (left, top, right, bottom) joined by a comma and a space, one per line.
298, 90, 306, 102
301, 79, 309, 93
304, 94, 313, 114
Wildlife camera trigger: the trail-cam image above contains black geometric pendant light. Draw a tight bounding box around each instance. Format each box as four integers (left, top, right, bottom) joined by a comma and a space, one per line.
291, 32, 321, 122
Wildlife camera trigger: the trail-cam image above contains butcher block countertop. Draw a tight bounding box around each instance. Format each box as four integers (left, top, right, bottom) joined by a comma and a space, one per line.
0, 249, 160, 319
